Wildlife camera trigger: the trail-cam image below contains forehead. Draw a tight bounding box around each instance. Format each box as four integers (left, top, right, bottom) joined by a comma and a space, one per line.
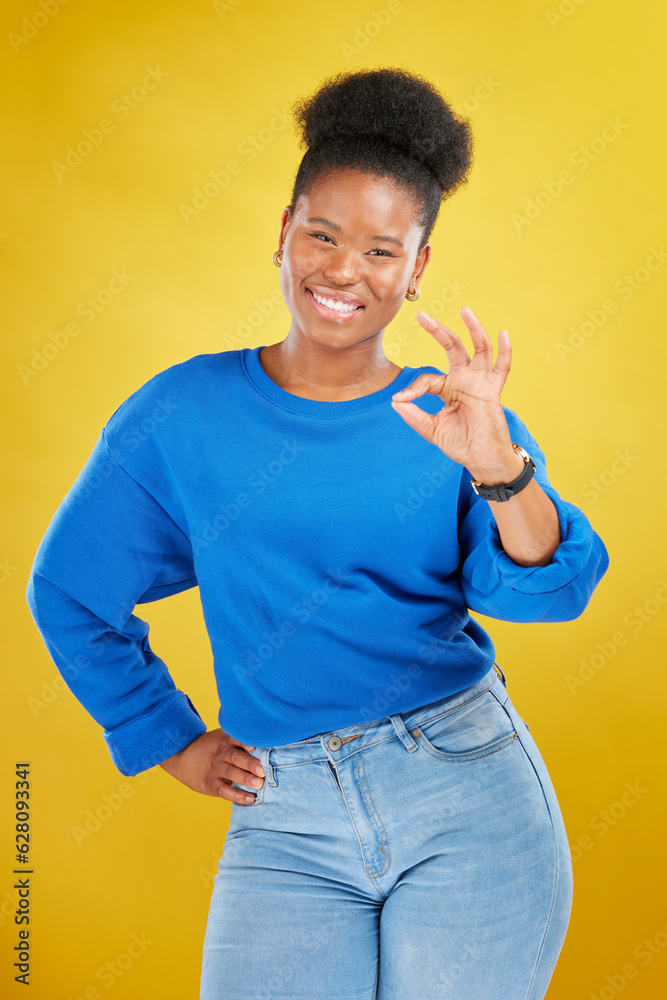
294, 169, 420, 236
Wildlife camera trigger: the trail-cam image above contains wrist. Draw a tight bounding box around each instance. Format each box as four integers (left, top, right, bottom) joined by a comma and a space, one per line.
467, 450, 526, 486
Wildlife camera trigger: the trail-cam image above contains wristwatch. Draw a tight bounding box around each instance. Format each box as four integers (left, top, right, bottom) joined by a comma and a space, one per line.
471, 443, 536, 502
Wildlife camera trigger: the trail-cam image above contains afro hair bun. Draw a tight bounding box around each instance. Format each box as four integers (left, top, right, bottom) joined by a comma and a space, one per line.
289, 66, 475, 197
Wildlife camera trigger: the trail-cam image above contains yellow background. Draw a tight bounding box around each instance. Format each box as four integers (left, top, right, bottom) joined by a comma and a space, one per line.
2, 0, 666, 996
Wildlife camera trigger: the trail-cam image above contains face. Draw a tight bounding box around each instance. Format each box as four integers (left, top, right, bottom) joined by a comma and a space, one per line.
277, 168, 431, 350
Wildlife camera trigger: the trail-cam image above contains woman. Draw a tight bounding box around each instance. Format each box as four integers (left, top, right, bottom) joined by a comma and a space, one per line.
27, 67, 609, 999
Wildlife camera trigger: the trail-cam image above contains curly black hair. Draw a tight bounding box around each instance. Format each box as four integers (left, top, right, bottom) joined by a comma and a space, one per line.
287, 66, 476, 254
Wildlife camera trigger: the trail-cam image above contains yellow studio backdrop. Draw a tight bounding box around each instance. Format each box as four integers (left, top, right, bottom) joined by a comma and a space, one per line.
1, 0, 665, 997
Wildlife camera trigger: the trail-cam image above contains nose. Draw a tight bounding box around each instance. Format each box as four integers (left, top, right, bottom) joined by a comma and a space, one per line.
322, 247, 362, 286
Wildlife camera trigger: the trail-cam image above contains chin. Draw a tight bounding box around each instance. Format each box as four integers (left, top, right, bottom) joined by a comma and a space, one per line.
291, 314, 362, 345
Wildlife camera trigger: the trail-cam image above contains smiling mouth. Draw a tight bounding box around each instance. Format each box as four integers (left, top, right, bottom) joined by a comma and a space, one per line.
306, 287, 365, 321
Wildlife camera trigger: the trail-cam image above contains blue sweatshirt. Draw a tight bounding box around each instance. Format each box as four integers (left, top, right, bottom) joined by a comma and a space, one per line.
25, 346, 610, 776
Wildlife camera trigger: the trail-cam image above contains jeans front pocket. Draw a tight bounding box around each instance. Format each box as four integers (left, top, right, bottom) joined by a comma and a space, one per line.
409, 689, 519, 761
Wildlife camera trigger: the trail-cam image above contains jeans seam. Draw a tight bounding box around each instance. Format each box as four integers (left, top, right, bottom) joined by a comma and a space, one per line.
411, 679, 518, 761
414, 731, 520, 761
502, 701, 562, 999
326, 759, 343, 795
274, 735, 397, 768
282, 676, 496, 751
356, 751, 391, 880
522, 853, 560, 1000
264, 680, 498, 769
326, 758, 387, 901
408, 679, 496, 730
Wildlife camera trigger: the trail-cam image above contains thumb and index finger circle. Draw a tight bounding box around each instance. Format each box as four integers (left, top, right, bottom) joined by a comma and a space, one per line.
391, 371, 450, 405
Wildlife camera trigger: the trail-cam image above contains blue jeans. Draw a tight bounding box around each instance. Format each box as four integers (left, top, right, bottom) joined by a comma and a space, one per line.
200, 663, 573, 999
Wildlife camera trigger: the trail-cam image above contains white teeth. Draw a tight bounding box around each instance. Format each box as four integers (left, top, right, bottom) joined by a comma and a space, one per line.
311, 290, 360, 313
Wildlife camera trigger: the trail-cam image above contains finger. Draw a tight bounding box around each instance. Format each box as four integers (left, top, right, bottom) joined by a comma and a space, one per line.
459, 306, 494, 371
209, 751, 265, 801
416, 311, 470, 369
226, 741, 265, 776
216, 780, 258, 804
391, 372, 450, 404
217, 759, 265, 788
490, 328, 512, 386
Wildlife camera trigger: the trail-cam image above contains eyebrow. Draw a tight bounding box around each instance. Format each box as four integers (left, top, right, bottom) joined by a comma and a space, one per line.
306, 216, 405, 249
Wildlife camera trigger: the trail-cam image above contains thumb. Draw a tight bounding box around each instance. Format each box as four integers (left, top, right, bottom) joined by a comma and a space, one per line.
389, 398, 436, 443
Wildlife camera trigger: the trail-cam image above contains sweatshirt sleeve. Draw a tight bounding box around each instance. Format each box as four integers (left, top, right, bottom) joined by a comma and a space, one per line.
25, 428, 208, 777
456, 406, 610, 623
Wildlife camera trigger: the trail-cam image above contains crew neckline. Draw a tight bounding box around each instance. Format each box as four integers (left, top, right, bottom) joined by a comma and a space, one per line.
241, 345, 417, 417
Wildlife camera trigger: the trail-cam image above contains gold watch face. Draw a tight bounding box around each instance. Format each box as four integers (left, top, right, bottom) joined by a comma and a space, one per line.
511, 442, 537, 474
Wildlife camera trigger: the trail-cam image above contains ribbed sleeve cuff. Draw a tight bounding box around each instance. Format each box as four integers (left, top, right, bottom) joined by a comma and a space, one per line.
103, 689, 208, 777
467, 488, 603, 596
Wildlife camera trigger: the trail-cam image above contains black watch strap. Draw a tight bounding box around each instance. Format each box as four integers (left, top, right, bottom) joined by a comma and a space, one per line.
471, 443, 536, 502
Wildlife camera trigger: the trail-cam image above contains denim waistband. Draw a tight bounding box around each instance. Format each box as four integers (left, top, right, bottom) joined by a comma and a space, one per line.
256, 662, 507, 784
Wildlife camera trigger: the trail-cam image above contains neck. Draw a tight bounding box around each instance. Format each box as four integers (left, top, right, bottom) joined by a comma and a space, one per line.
258, 335, 402, 402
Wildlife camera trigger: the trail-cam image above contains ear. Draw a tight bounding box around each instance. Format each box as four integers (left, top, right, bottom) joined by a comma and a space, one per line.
411, 242, 432, 287
278, 207, 292, 248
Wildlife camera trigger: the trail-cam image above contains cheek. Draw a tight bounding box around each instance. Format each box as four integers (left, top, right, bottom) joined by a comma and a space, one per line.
372, 275, 408, 308
288, 242, 322, 274
371, 259, 411, 288
283, 254, 320, 295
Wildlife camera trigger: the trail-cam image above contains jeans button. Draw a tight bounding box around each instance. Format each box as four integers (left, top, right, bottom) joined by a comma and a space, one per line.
327, 735, 342, 750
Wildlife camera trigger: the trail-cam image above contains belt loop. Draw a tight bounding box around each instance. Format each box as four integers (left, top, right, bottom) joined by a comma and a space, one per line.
259, 747, 277, 786
390, 713, 419, 752
493, 661, 508, 688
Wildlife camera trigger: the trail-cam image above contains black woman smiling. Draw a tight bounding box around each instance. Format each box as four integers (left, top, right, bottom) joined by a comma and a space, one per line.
26, 66, 609, 1000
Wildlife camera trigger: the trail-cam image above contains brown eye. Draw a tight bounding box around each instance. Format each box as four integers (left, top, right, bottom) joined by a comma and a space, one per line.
310, 233, 394, 257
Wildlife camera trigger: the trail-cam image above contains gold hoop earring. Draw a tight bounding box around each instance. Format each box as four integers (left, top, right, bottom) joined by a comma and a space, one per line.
405, 284, 420, 301
272, 250, 283, 267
